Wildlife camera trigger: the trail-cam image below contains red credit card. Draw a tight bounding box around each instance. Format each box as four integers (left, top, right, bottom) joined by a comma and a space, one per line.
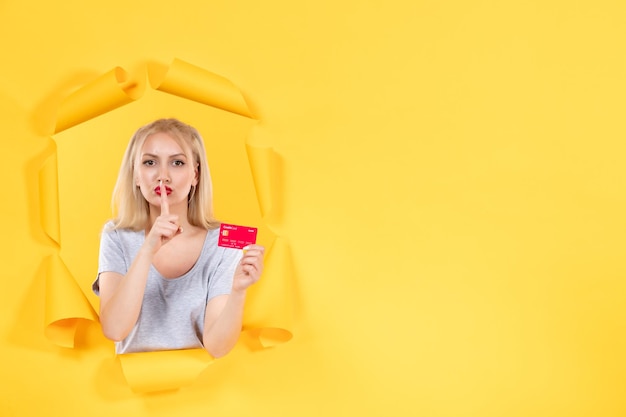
218, 223, 258, 249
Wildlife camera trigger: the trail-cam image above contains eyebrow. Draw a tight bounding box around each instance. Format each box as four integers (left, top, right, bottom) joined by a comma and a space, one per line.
141, 153, 188, 158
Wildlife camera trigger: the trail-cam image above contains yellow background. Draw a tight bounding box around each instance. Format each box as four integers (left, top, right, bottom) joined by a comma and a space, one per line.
1, 1, 625, 416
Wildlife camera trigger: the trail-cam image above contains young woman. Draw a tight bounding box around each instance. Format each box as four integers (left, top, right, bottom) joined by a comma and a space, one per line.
93, 118, 264, 357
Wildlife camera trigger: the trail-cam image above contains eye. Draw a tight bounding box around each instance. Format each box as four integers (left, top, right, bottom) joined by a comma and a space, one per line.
172, 160, 186, 167
142, 159, 156, 166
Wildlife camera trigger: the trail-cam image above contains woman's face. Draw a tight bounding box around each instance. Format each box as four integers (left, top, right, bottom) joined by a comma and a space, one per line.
135, 132, 198, 212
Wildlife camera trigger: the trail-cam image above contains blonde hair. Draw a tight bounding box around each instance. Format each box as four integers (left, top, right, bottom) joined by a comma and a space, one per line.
110, 118, 219, 231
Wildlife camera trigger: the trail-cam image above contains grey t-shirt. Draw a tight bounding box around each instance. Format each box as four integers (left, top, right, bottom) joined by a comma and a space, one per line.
93, 222, 242, 354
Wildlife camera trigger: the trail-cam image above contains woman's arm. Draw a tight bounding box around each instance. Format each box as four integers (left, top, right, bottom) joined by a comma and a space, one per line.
99, 183, 181, 341
203, 245, 264, 357
97, 246, 154, 341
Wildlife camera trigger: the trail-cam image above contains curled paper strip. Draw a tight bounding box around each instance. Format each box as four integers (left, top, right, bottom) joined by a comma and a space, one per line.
54, 67, 142, 133
246, 143, 275, 219
39, 152, 60, 244
118, 349, 214, 393
44, 253, 99, 348
42, 58, 295, 391
148, 59, 253, 119
245, 124, 284, 227
244, 128, 293, 347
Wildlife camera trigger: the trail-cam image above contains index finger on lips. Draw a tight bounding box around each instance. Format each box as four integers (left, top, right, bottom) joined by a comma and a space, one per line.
160, 180, 169, 215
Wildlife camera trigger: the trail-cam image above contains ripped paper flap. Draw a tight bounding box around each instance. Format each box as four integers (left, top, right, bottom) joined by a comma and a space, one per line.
44, 253, 99, 348
118, 349, 214, 393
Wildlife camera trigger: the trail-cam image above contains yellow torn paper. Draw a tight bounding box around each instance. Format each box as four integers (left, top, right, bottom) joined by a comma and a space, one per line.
118, 349, 214, 393
55, 67, 142, 133
148, 59, 253, 119
241, 127, 293, 346
245, 124, 285, 229
45, 58, 295, 392
44, 253, 99, 348
39, 152, 60, 245
245, 144, 275, 219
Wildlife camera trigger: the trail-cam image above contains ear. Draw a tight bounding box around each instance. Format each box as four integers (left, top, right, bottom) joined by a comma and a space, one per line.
192, 163, 199, 186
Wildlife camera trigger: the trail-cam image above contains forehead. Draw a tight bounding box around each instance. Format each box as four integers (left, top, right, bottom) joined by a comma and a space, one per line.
139, 132, 190, 155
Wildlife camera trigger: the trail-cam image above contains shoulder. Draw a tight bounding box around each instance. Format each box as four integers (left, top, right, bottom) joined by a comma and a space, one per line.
100, 221, 144, 244
102, 220, 142, 233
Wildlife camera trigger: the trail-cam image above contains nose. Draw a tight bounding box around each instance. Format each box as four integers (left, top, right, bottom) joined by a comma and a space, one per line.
158, 166, 170, 183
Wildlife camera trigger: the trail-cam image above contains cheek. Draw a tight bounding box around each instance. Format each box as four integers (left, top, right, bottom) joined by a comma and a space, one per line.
137, 167, 155, 180
136, 172, 153, 189
182, 169, 197, 184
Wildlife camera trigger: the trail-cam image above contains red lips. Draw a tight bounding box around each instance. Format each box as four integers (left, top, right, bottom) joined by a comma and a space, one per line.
155, 186, 172, 196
